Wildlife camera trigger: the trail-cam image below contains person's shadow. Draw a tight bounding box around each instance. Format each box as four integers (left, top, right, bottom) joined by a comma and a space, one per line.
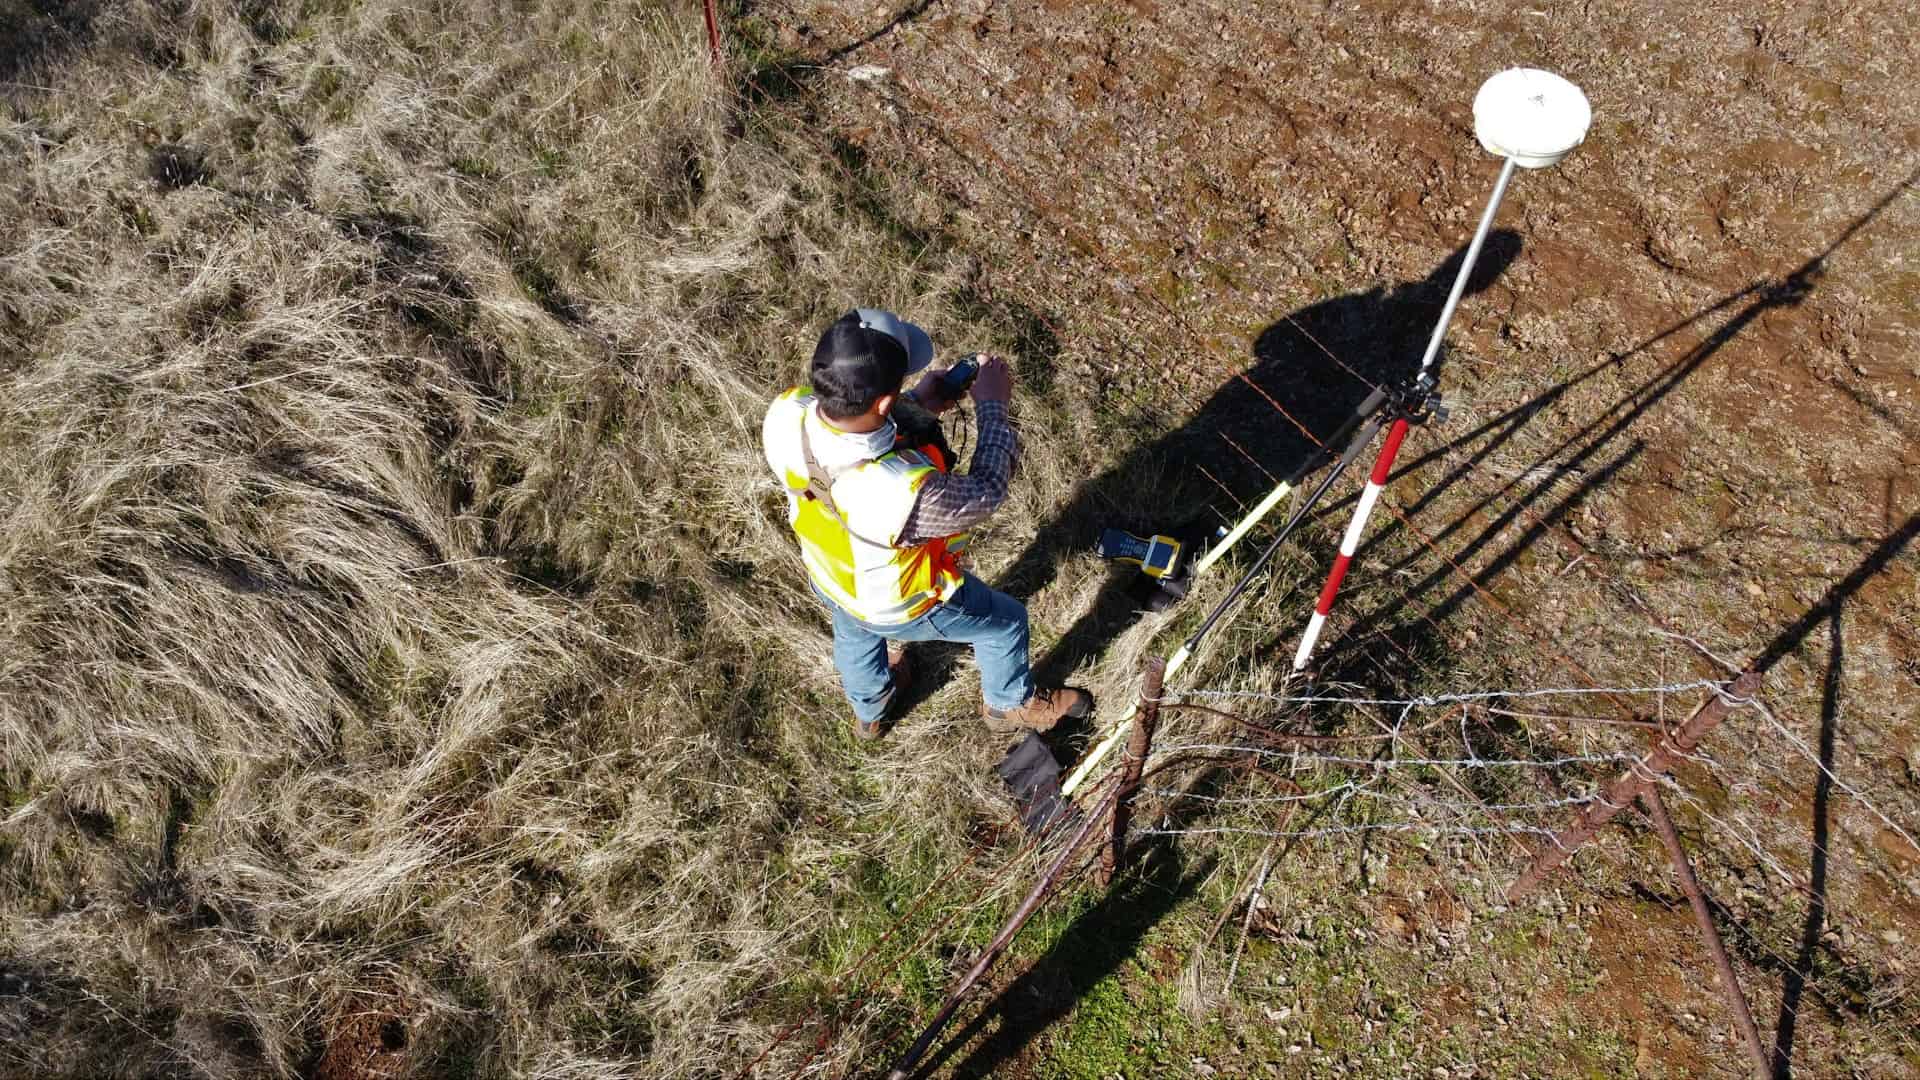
998, 232, 1524, 697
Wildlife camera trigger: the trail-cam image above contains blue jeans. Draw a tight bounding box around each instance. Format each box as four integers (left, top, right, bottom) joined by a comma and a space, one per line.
818, 574, 1034, 725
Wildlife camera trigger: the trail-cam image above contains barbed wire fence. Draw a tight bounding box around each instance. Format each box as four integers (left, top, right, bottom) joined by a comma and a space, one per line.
867, 659, 1916, 1080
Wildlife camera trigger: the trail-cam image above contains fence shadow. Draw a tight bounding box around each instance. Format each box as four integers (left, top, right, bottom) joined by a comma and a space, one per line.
1742, 510, 1918, 1075
906, 844, 1212, 1080
907, 168, 1919, 1076
1772, 605, 1840, 1077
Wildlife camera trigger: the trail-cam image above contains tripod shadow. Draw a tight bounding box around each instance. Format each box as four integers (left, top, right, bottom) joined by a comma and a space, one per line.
1348, 266, 1810, 633
1317, 168, 1918, 668
1002, 233, 1524, 693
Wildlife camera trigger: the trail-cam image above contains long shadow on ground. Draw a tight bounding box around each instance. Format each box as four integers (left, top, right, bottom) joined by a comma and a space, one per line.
1773, 604, 1840, 1078
906, 843, 1213, 1080
1001, 234, 1522, 694
1749, 512, 1919, 1076
1313, 170, 1917, 673
896, 172, 1920, 1078
906, 168, 1917, 1079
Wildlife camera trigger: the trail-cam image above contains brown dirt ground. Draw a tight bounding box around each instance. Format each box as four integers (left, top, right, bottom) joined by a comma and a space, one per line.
1572, 899, 1733, 1079
749, 1, 1920, 1076
310, 994, 411, 1080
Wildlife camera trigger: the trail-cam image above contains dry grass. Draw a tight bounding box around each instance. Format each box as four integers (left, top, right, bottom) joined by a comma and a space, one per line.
0, 3, 1086, 1076
6, 2, 1918, 1078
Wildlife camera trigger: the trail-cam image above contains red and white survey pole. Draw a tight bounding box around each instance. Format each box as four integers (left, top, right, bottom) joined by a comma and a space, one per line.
1291, 68, 1592, 674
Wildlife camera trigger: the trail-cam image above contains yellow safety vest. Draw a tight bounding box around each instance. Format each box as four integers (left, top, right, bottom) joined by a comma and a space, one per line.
764, 387, 967, 625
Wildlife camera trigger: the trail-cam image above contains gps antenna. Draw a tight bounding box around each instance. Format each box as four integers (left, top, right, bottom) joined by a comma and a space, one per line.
1291, 68, 1591, 673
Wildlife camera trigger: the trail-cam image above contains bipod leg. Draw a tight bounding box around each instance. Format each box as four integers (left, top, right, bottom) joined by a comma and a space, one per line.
1183, 408, 1389, 655
1062, 405, 1389, 798
1192, 384, 1391, 578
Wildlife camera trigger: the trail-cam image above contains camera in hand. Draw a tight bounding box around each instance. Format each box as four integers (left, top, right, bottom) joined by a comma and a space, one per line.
937, 355, 980, 400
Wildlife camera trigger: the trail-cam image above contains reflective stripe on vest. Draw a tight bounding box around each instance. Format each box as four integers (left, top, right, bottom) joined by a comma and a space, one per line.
766, 388, 965, 624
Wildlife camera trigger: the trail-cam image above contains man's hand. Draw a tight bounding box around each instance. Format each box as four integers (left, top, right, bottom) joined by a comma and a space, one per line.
910, 362, 966, 414
970, 354, 1012, 404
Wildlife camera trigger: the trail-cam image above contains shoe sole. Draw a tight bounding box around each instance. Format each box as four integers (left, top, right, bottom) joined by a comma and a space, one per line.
982, 716, 1056, 734
981, 691, 1093, 734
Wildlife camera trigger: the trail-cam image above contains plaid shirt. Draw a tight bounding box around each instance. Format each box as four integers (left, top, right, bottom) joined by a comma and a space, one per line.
899, 400, 1019, 545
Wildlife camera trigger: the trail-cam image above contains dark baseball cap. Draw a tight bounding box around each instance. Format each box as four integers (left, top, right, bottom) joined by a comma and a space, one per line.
809, 308, 935, 401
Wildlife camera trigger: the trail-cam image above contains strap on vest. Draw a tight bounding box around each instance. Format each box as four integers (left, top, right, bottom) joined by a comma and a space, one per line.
797, 410, 901, 550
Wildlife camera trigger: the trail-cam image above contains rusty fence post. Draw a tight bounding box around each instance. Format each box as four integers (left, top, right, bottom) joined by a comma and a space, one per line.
703, 0, 724, 67
884, 783, 1121, 1080
1644, 788, 1771, 1080
1100, 656, 1165, 887
1507, 671, 1762, 901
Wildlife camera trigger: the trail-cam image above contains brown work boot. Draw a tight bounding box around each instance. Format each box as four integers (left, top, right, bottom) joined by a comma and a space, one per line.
982, 687, 1093, 733
856, 643, 914, 742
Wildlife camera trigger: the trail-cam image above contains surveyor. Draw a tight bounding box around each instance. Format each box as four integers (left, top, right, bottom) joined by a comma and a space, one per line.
761, 309, 1091, 740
